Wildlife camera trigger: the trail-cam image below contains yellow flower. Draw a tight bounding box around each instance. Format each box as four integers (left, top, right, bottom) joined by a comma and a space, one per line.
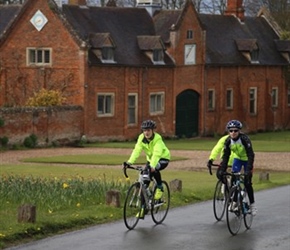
76, 203, 81, 207
48, 209, 53, 214
110, 214, 113, 217
63, 183, 69, 189
0, 233, 6, 238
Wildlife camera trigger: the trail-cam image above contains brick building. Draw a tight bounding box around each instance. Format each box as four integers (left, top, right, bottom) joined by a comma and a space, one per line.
0, 0, 289, 144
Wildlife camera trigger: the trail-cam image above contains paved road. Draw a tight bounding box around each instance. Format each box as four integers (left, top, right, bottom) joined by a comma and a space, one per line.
7, 185, 290, 250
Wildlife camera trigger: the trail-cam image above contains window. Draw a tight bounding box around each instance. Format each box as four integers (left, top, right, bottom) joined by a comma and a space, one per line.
150, 92, 164, 114
184, 44, 196, 65
153, 49, 164, 63
226, 88, 233, 109
271, 87, 278, 107
187, 30, 193, 39
128, 94, 137, 125
249, 88, 257, 115
208, 89, 215, 110
97, 93, 114, 116
27, 48, 51, 66
102, 47, 114, 62
250, 49, 259, 63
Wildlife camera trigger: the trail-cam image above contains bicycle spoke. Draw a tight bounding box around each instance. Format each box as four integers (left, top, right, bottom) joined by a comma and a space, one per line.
123, 183, 141, 230
213, 180, 227, 221
243, 191, 253, 229
226, 189, 242, 235
151, 181, 170, 224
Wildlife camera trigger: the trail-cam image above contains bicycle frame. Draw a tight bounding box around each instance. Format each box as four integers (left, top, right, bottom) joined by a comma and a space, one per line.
123, 164, 170, 230
226, 172, 253, 235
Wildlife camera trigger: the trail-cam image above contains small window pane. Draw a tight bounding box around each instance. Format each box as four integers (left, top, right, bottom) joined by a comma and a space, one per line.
150, 93, 164, 114
128, 94, 137, 124
249, 88, 257, 114
226, 89, 233, 109
271, 88, 278, 107
208, 89, 215, 110
97, 94, 114, 116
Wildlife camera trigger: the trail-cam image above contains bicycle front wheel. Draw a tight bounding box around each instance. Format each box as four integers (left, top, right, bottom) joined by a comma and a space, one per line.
151, 180, 170, 224
213, 180, 227, 221
243, 191, 253, 229
226, 188, 242, 235
123, 183, 141, 230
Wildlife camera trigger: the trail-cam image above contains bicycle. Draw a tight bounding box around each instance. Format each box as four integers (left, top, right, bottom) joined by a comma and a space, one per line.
208, 163, 231, 221
122, 164, 170, 230
226, 172, 253, 235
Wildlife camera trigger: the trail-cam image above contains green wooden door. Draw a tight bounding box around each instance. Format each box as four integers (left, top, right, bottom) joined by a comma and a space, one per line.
175, 90, 199, 138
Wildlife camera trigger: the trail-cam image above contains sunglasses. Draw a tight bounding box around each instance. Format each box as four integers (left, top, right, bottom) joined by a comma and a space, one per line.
229, 129, 239, 133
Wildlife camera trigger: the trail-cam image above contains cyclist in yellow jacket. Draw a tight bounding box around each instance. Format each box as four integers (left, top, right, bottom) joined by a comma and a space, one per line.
218, 120, 257, 215
123, 120, 170, 202
207, 134, 235, 170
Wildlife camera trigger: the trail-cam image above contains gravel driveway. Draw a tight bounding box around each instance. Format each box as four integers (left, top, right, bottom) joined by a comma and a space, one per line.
0, 147, 289, 172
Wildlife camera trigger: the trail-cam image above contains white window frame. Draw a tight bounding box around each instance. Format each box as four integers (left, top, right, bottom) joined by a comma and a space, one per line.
208, 89, 215, 110
27, 47, 52, 66
226, 88, 233, 109
128, 93, 138, 125
249, 87, 257, 115
187, 30, 193, 39
97, 93, 115, 117
150, 92, 165, 115
271, 87, 278, 107
101, 47, 115, 63
184, 44, 196, 65
153, 49, 164, 63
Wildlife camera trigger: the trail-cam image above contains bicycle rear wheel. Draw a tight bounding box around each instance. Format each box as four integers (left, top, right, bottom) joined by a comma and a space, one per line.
243, 191, 253, 229
123, 183, 141, 230
226, 188, 242, 235
213, 180, 227, 221
151, 180, 170, 224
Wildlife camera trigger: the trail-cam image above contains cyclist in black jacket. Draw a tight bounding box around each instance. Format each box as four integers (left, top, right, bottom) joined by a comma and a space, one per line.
217, 120, 257, 216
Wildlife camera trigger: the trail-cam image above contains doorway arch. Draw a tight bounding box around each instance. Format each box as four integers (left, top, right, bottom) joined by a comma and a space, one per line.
175, 89, 199, 138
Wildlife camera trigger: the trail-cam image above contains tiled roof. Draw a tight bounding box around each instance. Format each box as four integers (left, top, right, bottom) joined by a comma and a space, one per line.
198, 14, 288, 65
62, 5, 174, 66
153, 10, 182, 44
137, 36, 164, 50
235, 39, 258, 51
275, 40, 290, 52
89, 33, 115, 48
0, 5, 22, 40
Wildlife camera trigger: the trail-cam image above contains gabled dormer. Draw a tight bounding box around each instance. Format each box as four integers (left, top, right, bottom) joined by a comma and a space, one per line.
137, 36, 165, 65
275, 40, 290, 63
235, 39, 259, 64
89, 33, 116, 63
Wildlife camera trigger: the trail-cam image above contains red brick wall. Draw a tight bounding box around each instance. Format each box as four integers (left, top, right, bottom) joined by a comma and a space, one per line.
0, 106, 84, 145
204, 66, 290, 135
0, 0, 84, 107
84, 66, 175, 140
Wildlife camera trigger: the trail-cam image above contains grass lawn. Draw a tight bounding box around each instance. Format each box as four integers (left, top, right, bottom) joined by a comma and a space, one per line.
0, 130, 289, 249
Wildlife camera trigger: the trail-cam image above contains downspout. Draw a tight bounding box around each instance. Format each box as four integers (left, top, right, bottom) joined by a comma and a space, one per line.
202, 30, 207, 136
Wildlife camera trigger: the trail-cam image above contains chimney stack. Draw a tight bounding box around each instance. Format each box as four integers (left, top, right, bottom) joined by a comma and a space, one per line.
224, 0, 245, 22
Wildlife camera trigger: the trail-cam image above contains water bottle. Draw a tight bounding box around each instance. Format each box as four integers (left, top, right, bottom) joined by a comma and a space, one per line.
241, 190, 246, 202
142, 170, 150, 181
146, 187, 151, 197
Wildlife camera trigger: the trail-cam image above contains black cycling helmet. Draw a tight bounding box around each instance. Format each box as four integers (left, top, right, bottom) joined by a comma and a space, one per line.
141, 120, 156, 130
226, 120, 242, 130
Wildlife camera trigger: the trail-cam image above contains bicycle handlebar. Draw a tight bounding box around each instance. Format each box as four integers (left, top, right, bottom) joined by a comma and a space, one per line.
208, 163, 220, 176
122, 164, 143, 178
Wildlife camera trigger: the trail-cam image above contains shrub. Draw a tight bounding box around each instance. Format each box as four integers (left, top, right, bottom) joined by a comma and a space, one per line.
0, 117, 4, 127
26, 88, 66, 107
0, 136, 9, 147
23, 134, 38, 148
